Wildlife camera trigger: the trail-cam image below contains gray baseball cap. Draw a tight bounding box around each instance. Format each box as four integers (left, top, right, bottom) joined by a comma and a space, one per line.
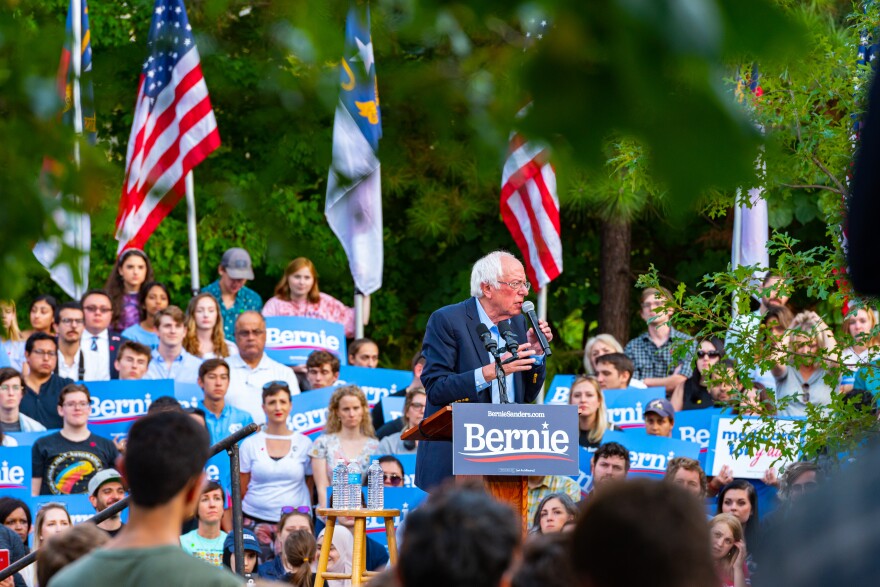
88, 468, 123, 496
220, 248, 255, 280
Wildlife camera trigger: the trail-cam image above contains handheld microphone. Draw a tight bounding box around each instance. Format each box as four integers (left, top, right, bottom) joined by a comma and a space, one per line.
497, 321, 520, 358
475, 323, 498, 355
521, 300, 552, 357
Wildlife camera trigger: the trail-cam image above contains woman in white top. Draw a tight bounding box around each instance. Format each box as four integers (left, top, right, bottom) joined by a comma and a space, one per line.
839, 306, 880, 392
183, 293, 239, 359
240, 382, 312, 527
309, 385, 379, 509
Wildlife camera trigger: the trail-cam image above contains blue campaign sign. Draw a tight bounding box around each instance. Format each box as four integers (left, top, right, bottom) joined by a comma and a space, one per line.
86, 379, 176, 442
604, 387, 666, 430
29, 494, 99, 525
337, 366, 412, 406
174, 381, 204, 409
287, 386, 336, 440
381, 397, 405, 424
452, 404, 579, 476
544, 374, 576, 404
265, 316, 347, 366
673, 408, 727, 469
601, 430, 701, 478
0, 447, 32, 500
7, 429, 57, 447
205, 452, 232, 496
575, 445, 597, 498
364, 486, 428, 547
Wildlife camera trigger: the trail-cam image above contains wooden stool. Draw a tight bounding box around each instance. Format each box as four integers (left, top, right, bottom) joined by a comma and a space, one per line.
314, 508, 400, 587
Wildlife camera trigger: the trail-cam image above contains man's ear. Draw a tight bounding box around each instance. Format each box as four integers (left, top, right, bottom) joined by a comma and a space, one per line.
183, 472, 207, 517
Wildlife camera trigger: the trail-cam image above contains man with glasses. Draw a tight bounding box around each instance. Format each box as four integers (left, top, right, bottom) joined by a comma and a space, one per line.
624, 286, 694, 395
20, 333, 74, 429
80, 289, 126, 381
416, 250, 553, 491
31, 383, 119, 495
202, 247, 263, 341
55, 301, 86, 381
226, 312, 299, 424
0, 367, 47, 433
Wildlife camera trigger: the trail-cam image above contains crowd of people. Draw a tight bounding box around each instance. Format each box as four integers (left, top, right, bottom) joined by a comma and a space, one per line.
0, 247, 874, 586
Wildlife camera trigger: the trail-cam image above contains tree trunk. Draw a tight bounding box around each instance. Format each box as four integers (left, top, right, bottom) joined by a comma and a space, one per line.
598, 218, 632, 344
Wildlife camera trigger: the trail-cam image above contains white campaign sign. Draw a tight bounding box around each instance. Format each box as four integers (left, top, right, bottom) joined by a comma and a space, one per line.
708, 416, 804, 479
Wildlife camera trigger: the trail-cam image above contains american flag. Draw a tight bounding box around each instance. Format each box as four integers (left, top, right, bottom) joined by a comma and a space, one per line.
115, 0, 220, 253
500, 113, 562, 289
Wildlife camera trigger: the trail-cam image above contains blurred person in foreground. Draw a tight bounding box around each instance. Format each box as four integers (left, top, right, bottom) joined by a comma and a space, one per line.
49, 411, 242, 587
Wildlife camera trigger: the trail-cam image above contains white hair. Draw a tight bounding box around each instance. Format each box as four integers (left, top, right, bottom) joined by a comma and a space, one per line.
470, 250, 517, 298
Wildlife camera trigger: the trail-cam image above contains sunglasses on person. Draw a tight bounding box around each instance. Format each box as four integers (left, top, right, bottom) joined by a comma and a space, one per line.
696, 350, 721, 359
384, 473, 404, 487
789, 481, 818, 495
263, 380, 290, 391
280, 505, 311, 516
38, 502, 68, 512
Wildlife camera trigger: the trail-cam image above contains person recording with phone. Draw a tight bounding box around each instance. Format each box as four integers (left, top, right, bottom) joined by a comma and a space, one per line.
415, 250, 553, 491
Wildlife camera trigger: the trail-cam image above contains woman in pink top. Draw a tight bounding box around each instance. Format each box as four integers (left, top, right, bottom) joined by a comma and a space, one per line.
262, 258, 355, 338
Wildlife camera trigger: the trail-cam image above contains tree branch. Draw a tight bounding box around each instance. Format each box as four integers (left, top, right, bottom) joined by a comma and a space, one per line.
810, 154, 848, 194
781, 183, 845, 195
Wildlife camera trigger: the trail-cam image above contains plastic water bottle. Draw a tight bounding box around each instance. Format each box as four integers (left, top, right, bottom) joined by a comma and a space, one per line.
332, 459, 347, 509
367, 459, 384, 509
346, 462, 362, 509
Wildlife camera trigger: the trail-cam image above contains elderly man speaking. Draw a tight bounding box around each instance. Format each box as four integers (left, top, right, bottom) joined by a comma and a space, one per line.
415, 250, 553, 491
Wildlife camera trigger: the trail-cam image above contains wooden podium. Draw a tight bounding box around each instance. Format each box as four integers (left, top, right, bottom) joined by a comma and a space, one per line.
402, 405, 530, 535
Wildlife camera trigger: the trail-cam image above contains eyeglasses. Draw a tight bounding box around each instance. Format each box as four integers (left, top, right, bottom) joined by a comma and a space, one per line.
236, 328, 265, 337
696, 350, 721, 359
789, 481, 818, 495
0, 384, 22, 393
384, 473, 403, 487
29, 350, 56, 358
263, 380, 289, 391
409, 402, 426, 410
280, 505, 311, 516
59, 318, 84, 326
83, 306, 112, 314
62, 401, 90, 410
498, 280, 531, 292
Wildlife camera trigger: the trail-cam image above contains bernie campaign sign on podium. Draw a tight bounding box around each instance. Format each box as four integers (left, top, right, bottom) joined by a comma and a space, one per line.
707, 415, 805, 479
337, 366, 412, 406
452, 404, 579, 476
264, 316, 346, 366
86, 379, 176, 442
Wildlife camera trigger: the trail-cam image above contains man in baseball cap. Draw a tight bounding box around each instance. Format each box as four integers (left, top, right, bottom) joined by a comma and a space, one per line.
644, 398, 675, 438
202, 247, 263, 340
88, 468, 126, 537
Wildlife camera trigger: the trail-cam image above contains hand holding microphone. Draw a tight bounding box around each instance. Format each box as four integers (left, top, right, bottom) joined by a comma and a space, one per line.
521, 300, 553, 356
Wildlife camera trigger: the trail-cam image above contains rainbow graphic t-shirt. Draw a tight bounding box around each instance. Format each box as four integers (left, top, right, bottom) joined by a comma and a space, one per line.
32, 432, 120, 495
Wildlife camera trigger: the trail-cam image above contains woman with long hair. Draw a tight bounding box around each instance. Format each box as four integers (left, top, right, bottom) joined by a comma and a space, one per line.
671, 337, 723, 411
183, 293, 237, 359
716, 480, 760, 554
770, 310, 837, 417
282, 529, 317, 587
21, 295, 58, 339
105, 249, 154, 331
121, 282, 170, 350
262, 258, 355, 338
709, 513, 748, 587
569, 376, 616, 449
34, 503, 72, 583
0, 300, 25, 371
309, 386, 379, 509
530, 493, 578, 535
256, 510, 314, 581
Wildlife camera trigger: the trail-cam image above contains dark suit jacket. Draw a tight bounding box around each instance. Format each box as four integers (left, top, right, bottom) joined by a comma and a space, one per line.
108, 330, 124, 379
414, 297, 546, 491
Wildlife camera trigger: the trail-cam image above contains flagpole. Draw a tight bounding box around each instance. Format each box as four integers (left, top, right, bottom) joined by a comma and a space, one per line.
354, 292, 364, 339
71, 0, 88, 299
537, 285, 548, 322
731, 191, 743, 321
185, 171, 200, 295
